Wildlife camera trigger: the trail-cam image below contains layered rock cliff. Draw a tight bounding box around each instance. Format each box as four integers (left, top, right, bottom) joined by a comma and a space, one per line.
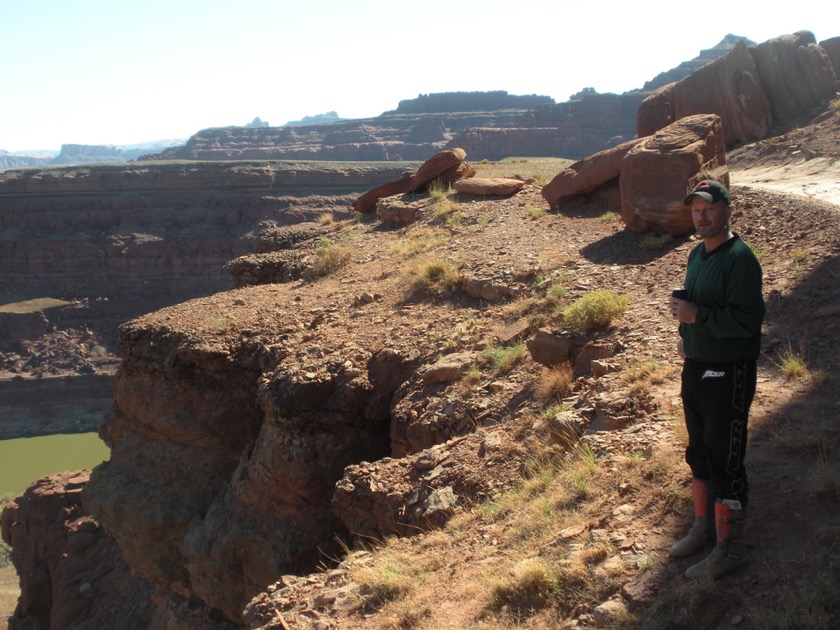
0, 160, 419, 319
0, 160, 417, 437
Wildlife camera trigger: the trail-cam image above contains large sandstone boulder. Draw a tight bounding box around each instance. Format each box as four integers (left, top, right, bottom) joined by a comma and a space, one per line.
541, 138, 644, 209
408, 147, 475, 192
352, 148, 476, 214
620, 114, 728, 235
637, 39, 771, 147
750, 31, 839, 124
452, 177, 526, 196
351, 173, 413, 214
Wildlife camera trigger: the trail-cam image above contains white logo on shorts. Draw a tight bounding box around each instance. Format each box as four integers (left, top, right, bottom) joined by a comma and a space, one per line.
701, 370, 726, 379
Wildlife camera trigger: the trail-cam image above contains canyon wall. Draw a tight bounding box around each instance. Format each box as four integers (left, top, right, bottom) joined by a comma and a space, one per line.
0, 160, 416, 438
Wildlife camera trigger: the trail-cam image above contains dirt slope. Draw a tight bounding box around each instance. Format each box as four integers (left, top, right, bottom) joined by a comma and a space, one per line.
242, 111, 840, 629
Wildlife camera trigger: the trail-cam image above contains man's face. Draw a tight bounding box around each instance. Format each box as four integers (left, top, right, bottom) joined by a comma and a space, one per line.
691, 197, 731, 240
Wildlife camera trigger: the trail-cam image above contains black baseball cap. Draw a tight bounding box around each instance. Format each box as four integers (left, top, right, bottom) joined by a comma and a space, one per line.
684, 180, 731, 205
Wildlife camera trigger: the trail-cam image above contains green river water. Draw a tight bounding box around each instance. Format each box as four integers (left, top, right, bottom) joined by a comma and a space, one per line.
0, 433, 110, 498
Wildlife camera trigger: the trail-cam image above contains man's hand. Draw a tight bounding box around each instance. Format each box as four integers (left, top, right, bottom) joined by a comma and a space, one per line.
677, 337, 686, 359
670, 296, 698, 323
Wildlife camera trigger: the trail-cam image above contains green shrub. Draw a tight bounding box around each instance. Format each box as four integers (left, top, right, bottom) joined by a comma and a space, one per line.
563, 289, 629, 333
482, 343, 526, 374
527, 205, 546, 220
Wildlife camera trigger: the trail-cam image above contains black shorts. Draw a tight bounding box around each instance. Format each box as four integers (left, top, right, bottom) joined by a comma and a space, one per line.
680, 358, 757, 506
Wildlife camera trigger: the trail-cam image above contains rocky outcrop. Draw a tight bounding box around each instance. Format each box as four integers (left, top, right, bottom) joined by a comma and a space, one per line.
0, 151, 51, 170
0, 161, 405, 310
137, 35, 752, 166
143, 111, 527, 162
750, 31, 839, 124
542, 114, 727, 235
352, 148, 476, 215
821, 36, 840, 74
0, 161, 413, 438
50, 144, 132, 165
145, 92, 645, 164
388, 91, 553, 114
637, 32, 839, 146
0, 374, 115, 438
80, 291, 428, 624
475, 91, 647, 159
637, 39, 771, 147
1, 472, 155, 629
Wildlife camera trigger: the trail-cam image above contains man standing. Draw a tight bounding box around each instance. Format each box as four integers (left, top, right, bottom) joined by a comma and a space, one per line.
669, 180, 765, 579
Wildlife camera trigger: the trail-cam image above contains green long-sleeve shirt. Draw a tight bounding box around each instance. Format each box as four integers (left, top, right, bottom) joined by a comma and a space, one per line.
679, 234, 765, 363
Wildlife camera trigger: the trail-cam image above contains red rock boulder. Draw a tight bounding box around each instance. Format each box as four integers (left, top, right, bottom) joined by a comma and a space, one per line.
452, 177, 526, 196
408, 147, 475, 192
620, 113, 728, 235
351, 172, 413, 214
352, 148, 476, 213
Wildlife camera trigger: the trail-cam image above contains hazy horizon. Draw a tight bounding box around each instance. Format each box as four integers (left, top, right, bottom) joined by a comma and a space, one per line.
1, 0, 832, 152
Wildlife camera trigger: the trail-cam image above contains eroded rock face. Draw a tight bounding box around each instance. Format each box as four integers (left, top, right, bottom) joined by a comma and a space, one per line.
179, 354, 399, 621
82, 317, 266, 601
1, 472, 155, 629
637, 32, 839, 146
81, 291, 429, 624
0, 162, 408, 315
333, 430, 527, 540
751, 31, 838, 124
637, 39, 771, 147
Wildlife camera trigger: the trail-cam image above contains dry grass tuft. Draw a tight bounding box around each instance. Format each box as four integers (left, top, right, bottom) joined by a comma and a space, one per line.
621, 359, 678, 396
399, 258, 461, 298
303, 238, 353, 280
349, 547, 419, 607
388, 226, 449, 258
534, 363, 574, 403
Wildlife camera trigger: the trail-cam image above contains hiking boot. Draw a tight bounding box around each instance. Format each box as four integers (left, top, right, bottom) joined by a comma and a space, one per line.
685, 499, 749, 580
669, 479, 714, 558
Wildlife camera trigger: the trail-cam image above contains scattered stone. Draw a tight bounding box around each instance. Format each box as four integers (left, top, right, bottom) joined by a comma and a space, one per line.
592, 599, 628, 626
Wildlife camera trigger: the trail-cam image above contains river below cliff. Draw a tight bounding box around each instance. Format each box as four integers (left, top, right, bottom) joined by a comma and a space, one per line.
0, 433, 109, 498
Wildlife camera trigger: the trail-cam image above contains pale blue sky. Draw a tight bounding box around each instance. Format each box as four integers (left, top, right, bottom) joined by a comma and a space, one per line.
1, 0, 834, 151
